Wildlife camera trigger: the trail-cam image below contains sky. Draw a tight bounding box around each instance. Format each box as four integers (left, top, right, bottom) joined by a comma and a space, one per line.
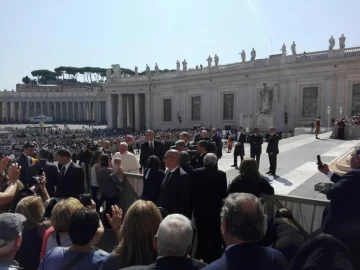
0, 0, 359, 90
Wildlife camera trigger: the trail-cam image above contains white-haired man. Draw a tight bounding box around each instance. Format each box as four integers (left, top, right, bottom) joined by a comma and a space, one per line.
113, 142, 140, 174
121, 214, 207, 270
0, 213, 26, 270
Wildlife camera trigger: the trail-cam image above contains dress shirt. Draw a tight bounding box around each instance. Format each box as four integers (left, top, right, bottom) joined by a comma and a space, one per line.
327, 171, 334, 179
63, 161, 72, 175
169, 166, 179, 173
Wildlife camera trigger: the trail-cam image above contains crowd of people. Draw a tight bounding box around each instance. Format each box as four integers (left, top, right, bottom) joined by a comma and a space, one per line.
0, 125, 359, 269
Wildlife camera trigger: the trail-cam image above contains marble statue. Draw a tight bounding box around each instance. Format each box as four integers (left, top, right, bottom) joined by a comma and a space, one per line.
260, 83, 269, 112
329, 36, 335, 50
240, 50, 246, 62
155, 63, 160, 75
250, 48, 256, 61
339, 34, 346, 49
182, 59, 187, 71
111, 64, 121, 77
134, 66, 138, 76
214, 54, 219, 67
291, 41, 296, 55
281, 43, 287, 56
146, 65, 150, 76
206, 55, 212, 67
176, 60, 180, 71
106, 69, 112, 81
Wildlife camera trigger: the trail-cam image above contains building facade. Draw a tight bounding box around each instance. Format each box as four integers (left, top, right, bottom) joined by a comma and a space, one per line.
1, 42, 360, 131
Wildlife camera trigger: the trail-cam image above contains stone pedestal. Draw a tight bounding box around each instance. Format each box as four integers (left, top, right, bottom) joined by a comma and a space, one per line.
328, 50, 334, 58
339, 48, 345, 57
280, 55, 288, 64
256, 112, 275, 132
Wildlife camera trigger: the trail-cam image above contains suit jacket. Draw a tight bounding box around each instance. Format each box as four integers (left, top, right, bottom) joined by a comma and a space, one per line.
27, 159, 60, 197
212, 134, 222, 158
158, 167, 192, 219
159, 140, 172, 153
121, 257, 207, 270
191, 152, 207, 169
266, 133, 279, 154
233, 132, 246, 156
141, 168, 165, 204
202, 243, 287, 270
249, 133, 263, 154
55, 162, 84, 199
192, 166, 227, 219
17, 153, 30, 186
140, 141, 164, 170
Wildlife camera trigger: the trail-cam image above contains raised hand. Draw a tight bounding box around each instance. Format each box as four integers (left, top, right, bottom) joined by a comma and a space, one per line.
106, 205, 123, 230
8, 163, 21, 181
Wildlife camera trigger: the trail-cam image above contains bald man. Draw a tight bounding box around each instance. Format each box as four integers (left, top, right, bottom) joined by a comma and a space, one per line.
158, 150, 192, 219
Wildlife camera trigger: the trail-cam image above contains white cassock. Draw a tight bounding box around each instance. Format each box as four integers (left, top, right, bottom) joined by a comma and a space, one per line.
113, 151, 140, 173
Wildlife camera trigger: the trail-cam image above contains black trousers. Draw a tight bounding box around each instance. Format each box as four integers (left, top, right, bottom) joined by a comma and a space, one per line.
102, 195, 119, 228
268, 153, 277, 174
194, 216, 223, 263
338, 128, 345, 140
251, 153, 261, 167
234, 155, 244, 167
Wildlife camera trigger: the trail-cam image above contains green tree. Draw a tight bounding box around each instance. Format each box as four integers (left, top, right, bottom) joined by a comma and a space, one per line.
54, 66, 67, 80
22, 76, 31, 84
31, 69, 55, 81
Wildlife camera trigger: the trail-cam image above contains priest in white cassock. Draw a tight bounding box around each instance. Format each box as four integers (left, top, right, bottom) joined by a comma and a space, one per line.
113, 142, 140, 173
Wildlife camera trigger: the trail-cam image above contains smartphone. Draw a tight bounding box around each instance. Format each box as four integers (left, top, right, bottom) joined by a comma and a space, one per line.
38, 168, 44, 176
79, 193, 92, 207
317, 155, 323, 168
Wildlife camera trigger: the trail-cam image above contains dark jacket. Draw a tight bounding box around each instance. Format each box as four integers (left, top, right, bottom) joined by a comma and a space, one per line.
266, 133, 280, 154
227, 175, 274, 197
233, 132, 246, 156
17, 153, 30, 186
140, 141, 164, 171
192, 166, 227, 219
191, 152, 207, 169
141, 168, 165, 204
120, 257, 207, 270
158, 167, 192, 219
249, 133, 263, 154
212, 134, 222, 158
27, 159, 60, 197
202, 242, 287, 270
55, 162, 84, 199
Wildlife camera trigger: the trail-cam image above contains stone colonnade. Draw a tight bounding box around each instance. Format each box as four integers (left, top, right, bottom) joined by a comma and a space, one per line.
107, 93, 148, 129
0, 101, 106, 123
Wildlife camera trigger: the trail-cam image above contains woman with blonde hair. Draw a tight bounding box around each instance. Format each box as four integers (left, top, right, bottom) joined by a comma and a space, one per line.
14, 196, 51, 270
227, 158, 274, 197
100, 200, 162, 270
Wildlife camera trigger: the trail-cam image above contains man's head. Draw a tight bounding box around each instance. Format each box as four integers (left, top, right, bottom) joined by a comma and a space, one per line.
175, 140, 185, 152
160, 134, 167, 142
221, 193, 265, 245
164, 150, 180, 170
201, 130, 207, 138
146, 130, 155, 141
119, 142, 128, 155
237, 127, 243, 133
125, 135, 134, 145
211, 128, 217, 136
268, 127, 276, 135
197, 140, 208, 154
155, 214, 193, 257
179, 132, 189, 144
55, 149, 72, 165
68, 208, 100, 247
350, 148, 360, 169
38, 148, 50, 160
254, 128, 260, 135
204, 153, 217, 167
102, 141, 110, 150
0, 213, 25, 259
23, 142, 34, 157
179, 151, 190, 166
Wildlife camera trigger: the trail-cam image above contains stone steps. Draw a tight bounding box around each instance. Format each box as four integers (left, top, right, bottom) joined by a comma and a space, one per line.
328, 148, 355, 175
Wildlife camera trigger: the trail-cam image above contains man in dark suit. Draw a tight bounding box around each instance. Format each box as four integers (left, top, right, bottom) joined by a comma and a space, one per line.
266, 127, 280, 176
55, 149, 84, 199
193, 127, 205, 143
190, 140, 208, 169
211, 128, 222, 160
203, 193, 287, 270
16, 142, 34, 187
140, 130, 164, 173
192, 153, 227, 263
231, 127, 246, 168
249, 128, 263, 167
319, 151, 360, 269
27, 148, 60, 198
180, 132, 192, 149
159, 133, 172, 153
158, 150, 192, 219
121, 214, 207, 270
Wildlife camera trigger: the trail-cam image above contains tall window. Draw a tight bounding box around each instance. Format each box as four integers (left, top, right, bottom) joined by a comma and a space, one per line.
163, 98, 172, 122
191, 96, 201, 121
223, 93, 234, 120
351, 83, 360, 116
302, 87, 318, 118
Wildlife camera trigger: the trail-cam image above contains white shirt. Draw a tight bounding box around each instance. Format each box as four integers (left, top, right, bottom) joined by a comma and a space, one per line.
148, 141, 154, 148
327, 171, 334, 179
63, 160, 72, 175
169, 166, 179, 173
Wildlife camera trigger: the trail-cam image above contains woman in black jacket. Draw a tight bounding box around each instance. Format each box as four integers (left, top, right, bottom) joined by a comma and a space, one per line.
141, 155, 165, 204
261, 208, 305, 263
227, 158, 274, 197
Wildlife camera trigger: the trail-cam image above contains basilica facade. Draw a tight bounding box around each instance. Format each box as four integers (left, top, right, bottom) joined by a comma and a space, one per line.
1, 40, 360, 132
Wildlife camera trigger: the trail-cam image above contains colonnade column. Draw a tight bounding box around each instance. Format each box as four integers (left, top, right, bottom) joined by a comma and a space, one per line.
40, 102, 43, 115
134, 94, 140, 130
60, 102, 63, 121
19, 102, 23, 122
145, 93, 151, 129
26, 102, 30, 121
72, 102, 75, 122
117, 95, 123, 129
47, 102, 50, 117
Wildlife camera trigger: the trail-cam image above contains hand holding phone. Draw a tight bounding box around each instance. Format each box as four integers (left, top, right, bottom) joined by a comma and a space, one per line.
317, 155, 323, 168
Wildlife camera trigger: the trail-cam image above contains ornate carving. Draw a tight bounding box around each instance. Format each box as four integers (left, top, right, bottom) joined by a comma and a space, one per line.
291, 41, 296, 55
214, 54, 219, 67
329, 36, 335, 50
182, 59, 187, 71
111, 64, 121, 77
191, 96, 201, 121
240, 50, 246, 62
250, 48, 256, 61
223, 93, 234, 120
206, 55, 212, 68
339, 34, 346, 49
